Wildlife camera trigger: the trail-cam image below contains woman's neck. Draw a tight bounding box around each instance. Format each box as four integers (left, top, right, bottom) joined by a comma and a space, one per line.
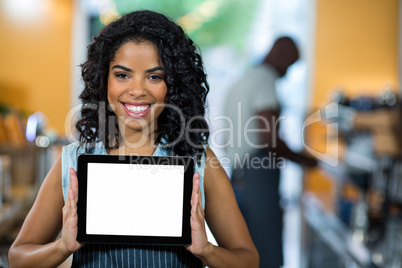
108, 127, 159, 156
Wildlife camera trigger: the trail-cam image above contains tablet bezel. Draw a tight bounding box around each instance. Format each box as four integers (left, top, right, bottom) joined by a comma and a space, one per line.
76, 154, 194, 246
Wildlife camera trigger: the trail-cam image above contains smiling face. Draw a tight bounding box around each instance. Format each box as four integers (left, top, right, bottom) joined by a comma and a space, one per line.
107, 40, 168, 138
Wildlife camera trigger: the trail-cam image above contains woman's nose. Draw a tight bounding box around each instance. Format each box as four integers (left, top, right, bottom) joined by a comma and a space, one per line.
127, 77, 147, 97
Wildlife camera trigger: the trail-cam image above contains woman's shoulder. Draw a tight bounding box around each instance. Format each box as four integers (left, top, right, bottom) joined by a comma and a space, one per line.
196, 146, 219, 177
203, 146, 231, 185
62, 141, 81, 162
62, 141, 80, 151
204, 146, 219, 166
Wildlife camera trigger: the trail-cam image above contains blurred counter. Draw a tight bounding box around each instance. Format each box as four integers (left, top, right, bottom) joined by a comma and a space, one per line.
0, 184, 35, 241
302, 91, 402, 268
0, 144, 62, 244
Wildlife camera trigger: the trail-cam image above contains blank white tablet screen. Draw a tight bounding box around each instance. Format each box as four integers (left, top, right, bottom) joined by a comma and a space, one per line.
86, 163, 185, 237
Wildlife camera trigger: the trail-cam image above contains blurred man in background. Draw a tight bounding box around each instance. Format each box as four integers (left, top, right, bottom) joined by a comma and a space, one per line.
224, 36, 316, 268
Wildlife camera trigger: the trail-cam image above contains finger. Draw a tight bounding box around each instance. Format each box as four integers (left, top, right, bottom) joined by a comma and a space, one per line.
68, 189, 76, 216
192, 174, 203, 208
190, 173, 200, 206
69, 168, 78, 190
191, 192, 199, 214
62, 196, 70, 224
69, 188, 77, 211
69, 168, 79, 203
196, 199, 204, 220
192, 173, 200, 192
197, 184, 202, 208
192, 199, 204, 225
67, 188, 78, 228
197, 200, 204, 217
196, 182, 203, 217
195, 176, 202, 212
62, 189, 73, 227
192, 194, 205, 220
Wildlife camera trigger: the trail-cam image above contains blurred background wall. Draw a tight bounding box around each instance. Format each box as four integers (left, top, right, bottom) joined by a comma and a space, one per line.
314, 0, 399, 103
0, 0, 73, 135
306, 0, 400, 200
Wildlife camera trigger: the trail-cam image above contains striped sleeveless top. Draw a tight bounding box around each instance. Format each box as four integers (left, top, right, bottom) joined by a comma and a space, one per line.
61, 142, 206, 267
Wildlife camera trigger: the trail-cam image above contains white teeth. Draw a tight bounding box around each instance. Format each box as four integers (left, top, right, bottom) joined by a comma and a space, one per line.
125, 104, 150, 113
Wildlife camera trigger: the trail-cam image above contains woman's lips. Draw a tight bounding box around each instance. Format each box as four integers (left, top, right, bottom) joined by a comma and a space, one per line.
122, 103, 152, 117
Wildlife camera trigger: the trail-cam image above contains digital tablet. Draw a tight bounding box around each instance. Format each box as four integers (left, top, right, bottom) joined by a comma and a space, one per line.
76, 154, 194, 246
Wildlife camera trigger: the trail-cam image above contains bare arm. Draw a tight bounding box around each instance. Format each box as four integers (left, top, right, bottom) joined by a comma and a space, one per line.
8, 156, 82, 267
186, 148, 259, 267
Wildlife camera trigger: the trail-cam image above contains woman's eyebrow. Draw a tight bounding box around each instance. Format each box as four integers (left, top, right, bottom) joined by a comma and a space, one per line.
111, 65, 164, 73
111, 65, 133, 72
146, 66, 164, 73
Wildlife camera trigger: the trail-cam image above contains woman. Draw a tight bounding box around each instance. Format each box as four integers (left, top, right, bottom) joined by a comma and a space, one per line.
9, 10, 259, 267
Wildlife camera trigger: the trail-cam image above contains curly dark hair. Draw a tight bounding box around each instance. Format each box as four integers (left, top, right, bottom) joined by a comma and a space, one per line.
76, 10, 210, 158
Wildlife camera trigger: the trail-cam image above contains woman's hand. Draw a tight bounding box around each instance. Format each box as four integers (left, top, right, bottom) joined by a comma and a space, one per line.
185, 173, 212, 257
60, 168, 83, 253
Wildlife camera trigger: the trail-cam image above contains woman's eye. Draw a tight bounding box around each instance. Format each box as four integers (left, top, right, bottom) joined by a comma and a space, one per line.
116, 73, 129, 79
149, 74, 163, 81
